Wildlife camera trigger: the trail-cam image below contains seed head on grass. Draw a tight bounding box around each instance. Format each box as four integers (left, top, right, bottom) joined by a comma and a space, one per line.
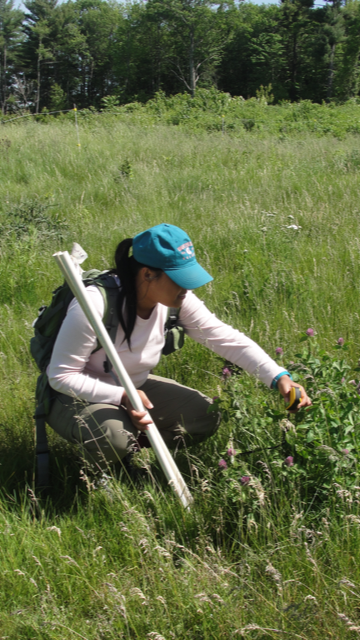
265, 562, 283, 596
304, 594, 318, 602
235, 625, 283, 634
338, 613, 360, 632
47, 526, 61, 537
130, 587, 148, 605
60, 555, 80, 567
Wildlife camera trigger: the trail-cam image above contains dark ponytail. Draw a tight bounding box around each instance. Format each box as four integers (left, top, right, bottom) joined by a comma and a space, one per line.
114, 238, 161, 348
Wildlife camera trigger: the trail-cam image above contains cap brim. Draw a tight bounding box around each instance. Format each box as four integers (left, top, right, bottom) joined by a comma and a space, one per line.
164, 262, 213, 289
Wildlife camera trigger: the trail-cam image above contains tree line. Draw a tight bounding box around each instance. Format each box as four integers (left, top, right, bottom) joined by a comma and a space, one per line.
1, 0, 360, 115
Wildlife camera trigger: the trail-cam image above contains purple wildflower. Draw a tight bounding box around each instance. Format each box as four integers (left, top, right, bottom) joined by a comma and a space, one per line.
284, 456, 294, 467
342, 449, 349, 455
227, 448, 236, 457
341, 377, 345, 384
349, 380, 356, 386
337, 337, 344, 346
218, 459, 227, 470
275, 347, 283, 356
222, 367, 231, 379
240, 476, 250, 486
212, 396, 219, 402
288, 361, 294, 365
306, 328, 314, 337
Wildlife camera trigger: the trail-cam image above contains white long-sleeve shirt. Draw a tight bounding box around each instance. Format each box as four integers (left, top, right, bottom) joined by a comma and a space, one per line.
48, 286, 285, 405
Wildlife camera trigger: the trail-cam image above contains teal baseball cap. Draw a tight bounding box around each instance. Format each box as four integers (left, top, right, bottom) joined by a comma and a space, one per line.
133, 223, 213, 290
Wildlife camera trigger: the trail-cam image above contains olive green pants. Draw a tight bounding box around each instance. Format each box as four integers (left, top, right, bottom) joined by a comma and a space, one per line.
47, 374, 220, 469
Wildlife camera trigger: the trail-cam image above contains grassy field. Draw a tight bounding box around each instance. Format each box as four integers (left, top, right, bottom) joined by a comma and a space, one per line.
2, 98, 360, 638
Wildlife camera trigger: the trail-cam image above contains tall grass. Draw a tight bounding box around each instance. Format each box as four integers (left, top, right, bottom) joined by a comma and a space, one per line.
1, 108, 360, 637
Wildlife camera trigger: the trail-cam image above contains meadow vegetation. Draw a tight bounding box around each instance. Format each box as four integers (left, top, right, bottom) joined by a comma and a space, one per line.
2, 94, 360, 638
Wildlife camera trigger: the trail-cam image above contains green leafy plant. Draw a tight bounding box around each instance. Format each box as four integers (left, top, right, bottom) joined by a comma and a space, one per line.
0, 199, 68, 243
256, 83, 274, 105
242, 118, 255, 131
49, 83, 67, 112
213, 334, 360, 515
101, 95, 121, 110
115, 159, 133, 180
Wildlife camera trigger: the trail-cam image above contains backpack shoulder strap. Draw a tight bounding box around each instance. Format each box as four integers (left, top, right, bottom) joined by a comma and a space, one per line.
89, 272, 120, 354
165, 307, 180, 331
89, 272, 121, 383
163, 307, 184, 356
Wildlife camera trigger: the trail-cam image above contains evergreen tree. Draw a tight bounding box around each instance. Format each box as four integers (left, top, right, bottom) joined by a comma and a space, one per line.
337, 0, 360, 99
279, 0, 314, 102
0, 0, 23, 114
48, 0, 89, 108
218, 4, 286, 100
75, 0, 122, 107
22, 0, 58, 111
323, 0, 344, 100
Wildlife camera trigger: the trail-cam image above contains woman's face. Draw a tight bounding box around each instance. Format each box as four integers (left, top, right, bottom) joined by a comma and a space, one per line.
137, 268, 187, 315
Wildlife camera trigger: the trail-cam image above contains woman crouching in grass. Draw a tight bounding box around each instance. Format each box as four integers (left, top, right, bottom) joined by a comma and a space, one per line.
46, 223, 311, 470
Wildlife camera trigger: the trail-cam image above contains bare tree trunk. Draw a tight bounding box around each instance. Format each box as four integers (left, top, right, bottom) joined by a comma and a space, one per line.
81, 61, 86, 103
157, 24, 161, 92
36, 47, 41, 114
189, 28, 195, 98
3, 45, 7, 114
89, 59, 94, 104
150, 31, 154, 94
327, 43, 336, 100
290, 32, 297, 102
1, 50, 4, 115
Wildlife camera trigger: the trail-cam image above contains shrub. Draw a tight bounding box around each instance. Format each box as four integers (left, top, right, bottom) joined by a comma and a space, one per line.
0, 199, 68, 243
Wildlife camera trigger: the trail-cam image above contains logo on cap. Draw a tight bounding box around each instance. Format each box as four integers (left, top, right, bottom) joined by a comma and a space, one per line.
177, 241, 195, 260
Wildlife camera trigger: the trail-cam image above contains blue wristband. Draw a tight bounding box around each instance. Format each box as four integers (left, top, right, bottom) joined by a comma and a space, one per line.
271, 371, 292, 390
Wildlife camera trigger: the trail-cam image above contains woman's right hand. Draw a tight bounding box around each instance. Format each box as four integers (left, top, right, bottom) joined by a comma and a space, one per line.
121, 390, 154, 432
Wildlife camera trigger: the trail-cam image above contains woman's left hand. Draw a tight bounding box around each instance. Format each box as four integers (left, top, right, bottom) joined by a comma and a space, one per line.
121, 390, 154, 432
277, 375, 312, 412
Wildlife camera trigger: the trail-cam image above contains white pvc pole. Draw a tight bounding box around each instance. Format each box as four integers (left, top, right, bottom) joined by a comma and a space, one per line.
53, 251, 193, 509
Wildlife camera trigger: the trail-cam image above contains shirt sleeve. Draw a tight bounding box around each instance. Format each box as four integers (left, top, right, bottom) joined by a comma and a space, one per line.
47, 286, 124, 405
179, 291, 286, 388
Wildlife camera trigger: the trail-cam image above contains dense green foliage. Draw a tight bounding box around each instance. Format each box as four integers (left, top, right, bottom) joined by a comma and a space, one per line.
3, 0, 360, 113
2, 109, 360, 636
